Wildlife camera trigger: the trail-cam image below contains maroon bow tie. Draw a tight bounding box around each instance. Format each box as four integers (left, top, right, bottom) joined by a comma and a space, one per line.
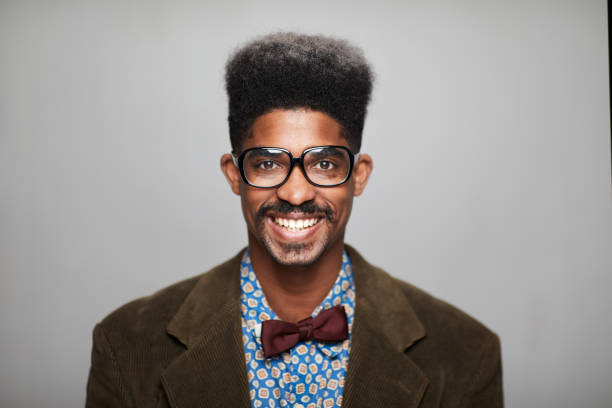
260, 305, 349, 358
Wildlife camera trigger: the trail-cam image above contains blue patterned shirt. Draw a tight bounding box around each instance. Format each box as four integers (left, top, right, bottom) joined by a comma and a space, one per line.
240, 249, 355, 408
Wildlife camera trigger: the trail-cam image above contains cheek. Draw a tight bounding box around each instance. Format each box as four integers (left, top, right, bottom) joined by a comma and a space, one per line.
240, 188, 271, 222
323, 189, 354, 222
338, 198, 353, 221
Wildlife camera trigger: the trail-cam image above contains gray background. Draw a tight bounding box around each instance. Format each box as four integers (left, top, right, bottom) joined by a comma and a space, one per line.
1, 0, 610, 407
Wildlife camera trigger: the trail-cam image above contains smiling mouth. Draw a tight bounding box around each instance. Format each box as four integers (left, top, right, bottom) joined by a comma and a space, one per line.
272, 216, 321, 232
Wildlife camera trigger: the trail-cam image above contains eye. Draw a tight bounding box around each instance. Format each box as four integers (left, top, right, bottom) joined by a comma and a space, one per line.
258, 160, 280, 170
314, 160, 335, 170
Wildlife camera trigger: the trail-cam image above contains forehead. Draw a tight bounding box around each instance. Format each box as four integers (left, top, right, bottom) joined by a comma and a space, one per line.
244, 109, 347, 155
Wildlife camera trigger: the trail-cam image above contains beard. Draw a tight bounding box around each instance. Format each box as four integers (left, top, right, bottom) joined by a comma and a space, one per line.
261, 235, 330, 267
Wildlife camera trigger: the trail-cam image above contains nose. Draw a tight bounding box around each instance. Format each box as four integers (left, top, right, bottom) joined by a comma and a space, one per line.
276, 165, 316, 205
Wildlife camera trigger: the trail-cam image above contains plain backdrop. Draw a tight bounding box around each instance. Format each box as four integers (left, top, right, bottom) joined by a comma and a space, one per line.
1, 1, 610, 407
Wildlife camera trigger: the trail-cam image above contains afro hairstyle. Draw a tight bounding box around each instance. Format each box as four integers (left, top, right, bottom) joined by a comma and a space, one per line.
225, 32, 374, 153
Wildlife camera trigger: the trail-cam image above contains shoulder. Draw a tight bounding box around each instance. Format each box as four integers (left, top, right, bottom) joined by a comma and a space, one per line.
347, 245, 497, 347
86, 251, 245, 406
392, 276, 499, 348
95, 249, 243, 348
87, 274, 202, 406
96, 273, 201, 345
347, 246, 503, 405
388, 272, 503, 406
368, 259, 500, 360
392, 277, 503, 405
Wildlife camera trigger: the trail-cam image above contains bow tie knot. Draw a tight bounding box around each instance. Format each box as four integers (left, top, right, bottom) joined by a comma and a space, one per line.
297, 319, 314, 340
260, 305, 349, 358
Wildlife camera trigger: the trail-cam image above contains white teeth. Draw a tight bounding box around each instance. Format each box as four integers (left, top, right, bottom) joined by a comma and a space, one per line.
274, 217, 319, 232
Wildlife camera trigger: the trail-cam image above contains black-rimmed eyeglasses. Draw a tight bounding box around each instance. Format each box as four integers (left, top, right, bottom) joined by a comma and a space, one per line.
232, 145, 358, 188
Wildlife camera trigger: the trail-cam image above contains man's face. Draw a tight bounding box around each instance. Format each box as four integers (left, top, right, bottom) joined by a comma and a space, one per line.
221, 109, 372, 267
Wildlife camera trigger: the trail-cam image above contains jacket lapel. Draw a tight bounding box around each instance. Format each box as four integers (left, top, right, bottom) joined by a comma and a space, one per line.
343, 246, 429, 407
161, 251, 251, 408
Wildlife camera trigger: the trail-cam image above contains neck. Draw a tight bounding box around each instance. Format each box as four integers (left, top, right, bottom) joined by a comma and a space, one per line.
247, 234, 344, 323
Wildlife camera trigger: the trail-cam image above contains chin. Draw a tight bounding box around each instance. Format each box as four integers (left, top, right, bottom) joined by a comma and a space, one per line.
263, 239, 329, 267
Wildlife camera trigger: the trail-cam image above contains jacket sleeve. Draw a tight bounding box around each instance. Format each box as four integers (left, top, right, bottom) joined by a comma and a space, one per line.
458, 333, 504, 408
86, 323, 133, 408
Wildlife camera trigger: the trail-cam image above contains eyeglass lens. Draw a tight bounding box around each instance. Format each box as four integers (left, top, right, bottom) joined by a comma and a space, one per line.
242, 147, 351, 187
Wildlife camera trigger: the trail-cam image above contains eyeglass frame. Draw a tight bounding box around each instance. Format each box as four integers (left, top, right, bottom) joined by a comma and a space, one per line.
232, 145, 359, 188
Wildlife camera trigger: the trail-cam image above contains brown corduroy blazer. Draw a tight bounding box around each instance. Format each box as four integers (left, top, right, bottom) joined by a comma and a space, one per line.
86, 246, 503, 407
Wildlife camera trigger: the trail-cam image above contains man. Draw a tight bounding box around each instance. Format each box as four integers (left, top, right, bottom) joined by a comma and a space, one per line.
86, 32, 503, 408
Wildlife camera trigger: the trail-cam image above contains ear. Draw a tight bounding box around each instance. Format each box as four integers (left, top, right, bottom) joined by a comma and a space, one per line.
352, 154, 373, 197
220, 154, 241, 195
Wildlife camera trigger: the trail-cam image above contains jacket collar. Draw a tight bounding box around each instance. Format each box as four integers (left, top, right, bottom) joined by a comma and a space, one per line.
162, 251, 250, 407
343, 245, 429, 407
161, 246, 428, 408
165, 250, 243, 349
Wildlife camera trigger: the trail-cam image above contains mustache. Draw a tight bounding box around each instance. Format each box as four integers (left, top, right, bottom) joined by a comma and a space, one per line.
257, 201, 334, 222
